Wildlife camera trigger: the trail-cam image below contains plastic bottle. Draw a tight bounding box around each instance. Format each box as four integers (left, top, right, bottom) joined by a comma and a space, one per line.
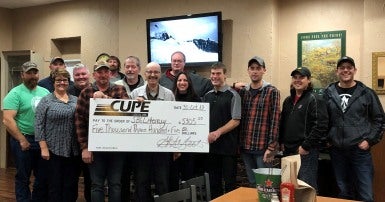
280, 182, 295, 202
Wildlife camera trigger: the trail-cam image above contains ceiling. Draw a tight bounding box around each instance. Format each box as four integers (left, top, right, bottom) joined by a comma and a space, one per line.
0, 0, 71, 9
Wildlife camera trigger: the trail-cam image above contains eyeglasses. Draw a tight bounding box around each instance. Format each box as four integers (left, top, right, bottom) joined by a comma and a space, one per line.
55, 79, 69, 83
145, 70, 161, 75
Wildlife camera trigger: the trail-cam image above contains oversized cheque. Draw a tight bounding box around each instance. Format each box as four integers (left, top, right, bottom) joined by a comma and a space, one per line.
89, 98, 209, 152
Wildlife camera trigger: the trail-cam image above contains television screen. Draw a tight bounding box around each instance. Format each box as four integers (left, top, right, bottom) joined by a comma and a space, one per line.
146, 11, 222, 67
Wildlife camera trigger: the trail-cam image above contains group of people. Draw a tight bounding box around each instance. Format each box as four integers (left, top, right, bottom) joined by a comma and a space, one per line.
238, 55, 384, 202
2, 51, 383, 202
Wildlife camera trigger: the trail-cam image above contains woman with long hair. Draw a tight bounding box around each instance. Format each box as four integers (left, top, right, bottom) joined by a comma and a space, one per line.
169, 72, 202, 191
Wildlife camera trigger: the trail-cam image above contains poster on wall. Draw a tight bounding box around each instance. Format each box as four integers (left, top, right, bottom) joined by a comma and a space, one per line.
297, 30, 346, 94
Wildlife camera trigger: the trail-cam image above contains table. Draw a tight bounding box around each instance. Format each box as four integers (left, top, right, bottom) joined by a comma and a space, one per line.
211, 187, 358, 202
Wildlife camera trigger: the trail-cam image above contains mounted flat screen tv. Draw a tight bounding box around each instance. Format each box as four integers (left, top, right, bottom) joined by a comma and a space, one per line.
146, 11, 222, 67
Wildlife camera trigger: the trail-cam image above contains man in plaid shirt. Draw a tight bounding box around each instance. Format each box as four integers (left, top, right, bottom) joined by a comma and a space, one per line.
238, 56, 281, 187
75, 61, 129, 202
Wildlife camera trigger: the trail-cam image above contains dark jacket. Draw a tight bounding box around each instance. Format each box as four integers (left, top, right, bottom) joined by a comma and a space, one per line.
280, 88, 329, 152
323, 81, 385, 148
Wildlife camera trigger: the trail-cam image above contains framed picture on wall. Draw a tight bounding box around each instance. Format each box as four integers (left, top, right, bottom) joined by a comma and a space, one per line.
298, 30, 346, 94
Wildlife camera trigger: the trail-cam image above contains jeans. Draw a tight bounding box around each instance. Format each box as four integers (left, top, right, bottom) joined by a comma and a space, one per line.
10, 136, 48, 202
134, 152, 171, 202
89, 152, 125, 202
330, 146, 374, 202
241, 151, 267, 187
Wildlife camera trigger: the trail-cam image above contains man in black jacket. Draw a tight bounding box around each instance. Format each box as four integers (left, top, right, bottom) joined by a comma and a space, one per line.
323, 56, 385, 202
280, 66, 328, 190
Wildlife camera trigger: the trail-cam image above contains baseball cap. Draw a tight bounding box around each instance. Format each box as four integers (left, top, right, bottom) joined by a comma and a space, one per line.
50, 57, 64, 64
337, 56, 355, 68
291, 66, 311, 77
21, 61, 39, 72
93, 60, 110, 71
248, 56, 265, 68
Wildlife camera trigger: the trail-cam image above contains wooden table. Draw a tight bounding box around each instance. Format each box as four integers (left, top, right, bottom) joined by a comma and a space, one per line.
211, 187, 358, 202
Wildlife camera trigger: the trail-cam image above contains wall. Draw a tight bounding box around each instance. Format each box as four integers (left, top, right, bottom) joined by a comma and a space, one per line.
11, 0, 119, 77
118, 0, 276, 83
0, 7, 12, 168
277, 0, 364, 99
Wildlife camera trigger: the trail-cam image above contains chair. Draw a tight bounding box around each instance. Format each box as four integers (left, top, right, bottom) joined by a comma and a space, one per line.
181, 173, 211, 202
154, 185, 197, 202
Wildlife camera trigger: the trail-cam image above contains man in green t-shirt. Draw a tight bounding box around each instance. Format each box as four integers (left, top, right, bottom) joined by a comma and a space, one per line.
3, 61, 49, 201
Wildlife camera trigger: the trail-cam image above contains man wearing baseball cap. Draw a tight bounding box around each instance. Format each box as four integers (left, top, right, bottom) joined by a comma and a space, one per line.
75, 60, 129, 201
324, 56, 385, 201
280, 66, 328, 190
38, 57, 73, 92
238, 56, 281, 187
3, 61, 50, 201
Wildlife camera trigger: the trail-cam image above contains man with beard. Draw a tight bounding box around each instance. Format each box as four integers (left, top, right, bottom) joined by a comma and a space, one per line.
114, 56, 145, 201
131, 62, 175, 202
75, 61, 129, 202
3, 61, 50, 201
107, 55, 125, 83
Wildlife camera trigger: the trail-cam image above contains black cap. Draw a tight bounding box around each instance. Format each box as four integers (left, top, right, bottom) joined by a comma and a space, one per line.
291, 66, 311, 77
337, 56, 355, 68
50, 57, 64, 65
248, 56, 265, 68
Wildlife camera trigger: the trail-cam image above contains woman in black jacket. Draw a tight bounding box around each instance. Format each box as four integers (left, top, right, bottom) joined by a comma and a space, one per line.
279, 67, 328, 190
169, 72, 201, 191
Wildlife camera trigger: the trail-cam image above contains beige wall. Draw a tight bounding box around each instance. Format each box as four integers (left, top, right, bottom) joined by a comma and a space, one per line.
277, 0, 364, 99
119, 0, 276, 82
0, 7, 12, 168
11, 0, 119, 77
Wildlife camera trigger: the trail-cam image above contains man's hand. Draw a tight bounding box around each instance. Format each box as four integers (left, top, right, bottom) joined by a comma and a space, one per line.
19, 138, 30, 151
263, 149, 274, 163
82, 148, 93, 164
298, 146, 309, 155
358, 140, 370, 150
208, 130, 221, 143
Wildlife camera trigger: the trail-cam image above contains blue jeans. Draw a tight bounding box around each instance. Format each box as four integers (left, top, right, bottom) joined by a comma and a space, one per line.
10, 136, 48, 202
88, 152, 125, 202
330, 146, 374, 202
241, 151, 267, 187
